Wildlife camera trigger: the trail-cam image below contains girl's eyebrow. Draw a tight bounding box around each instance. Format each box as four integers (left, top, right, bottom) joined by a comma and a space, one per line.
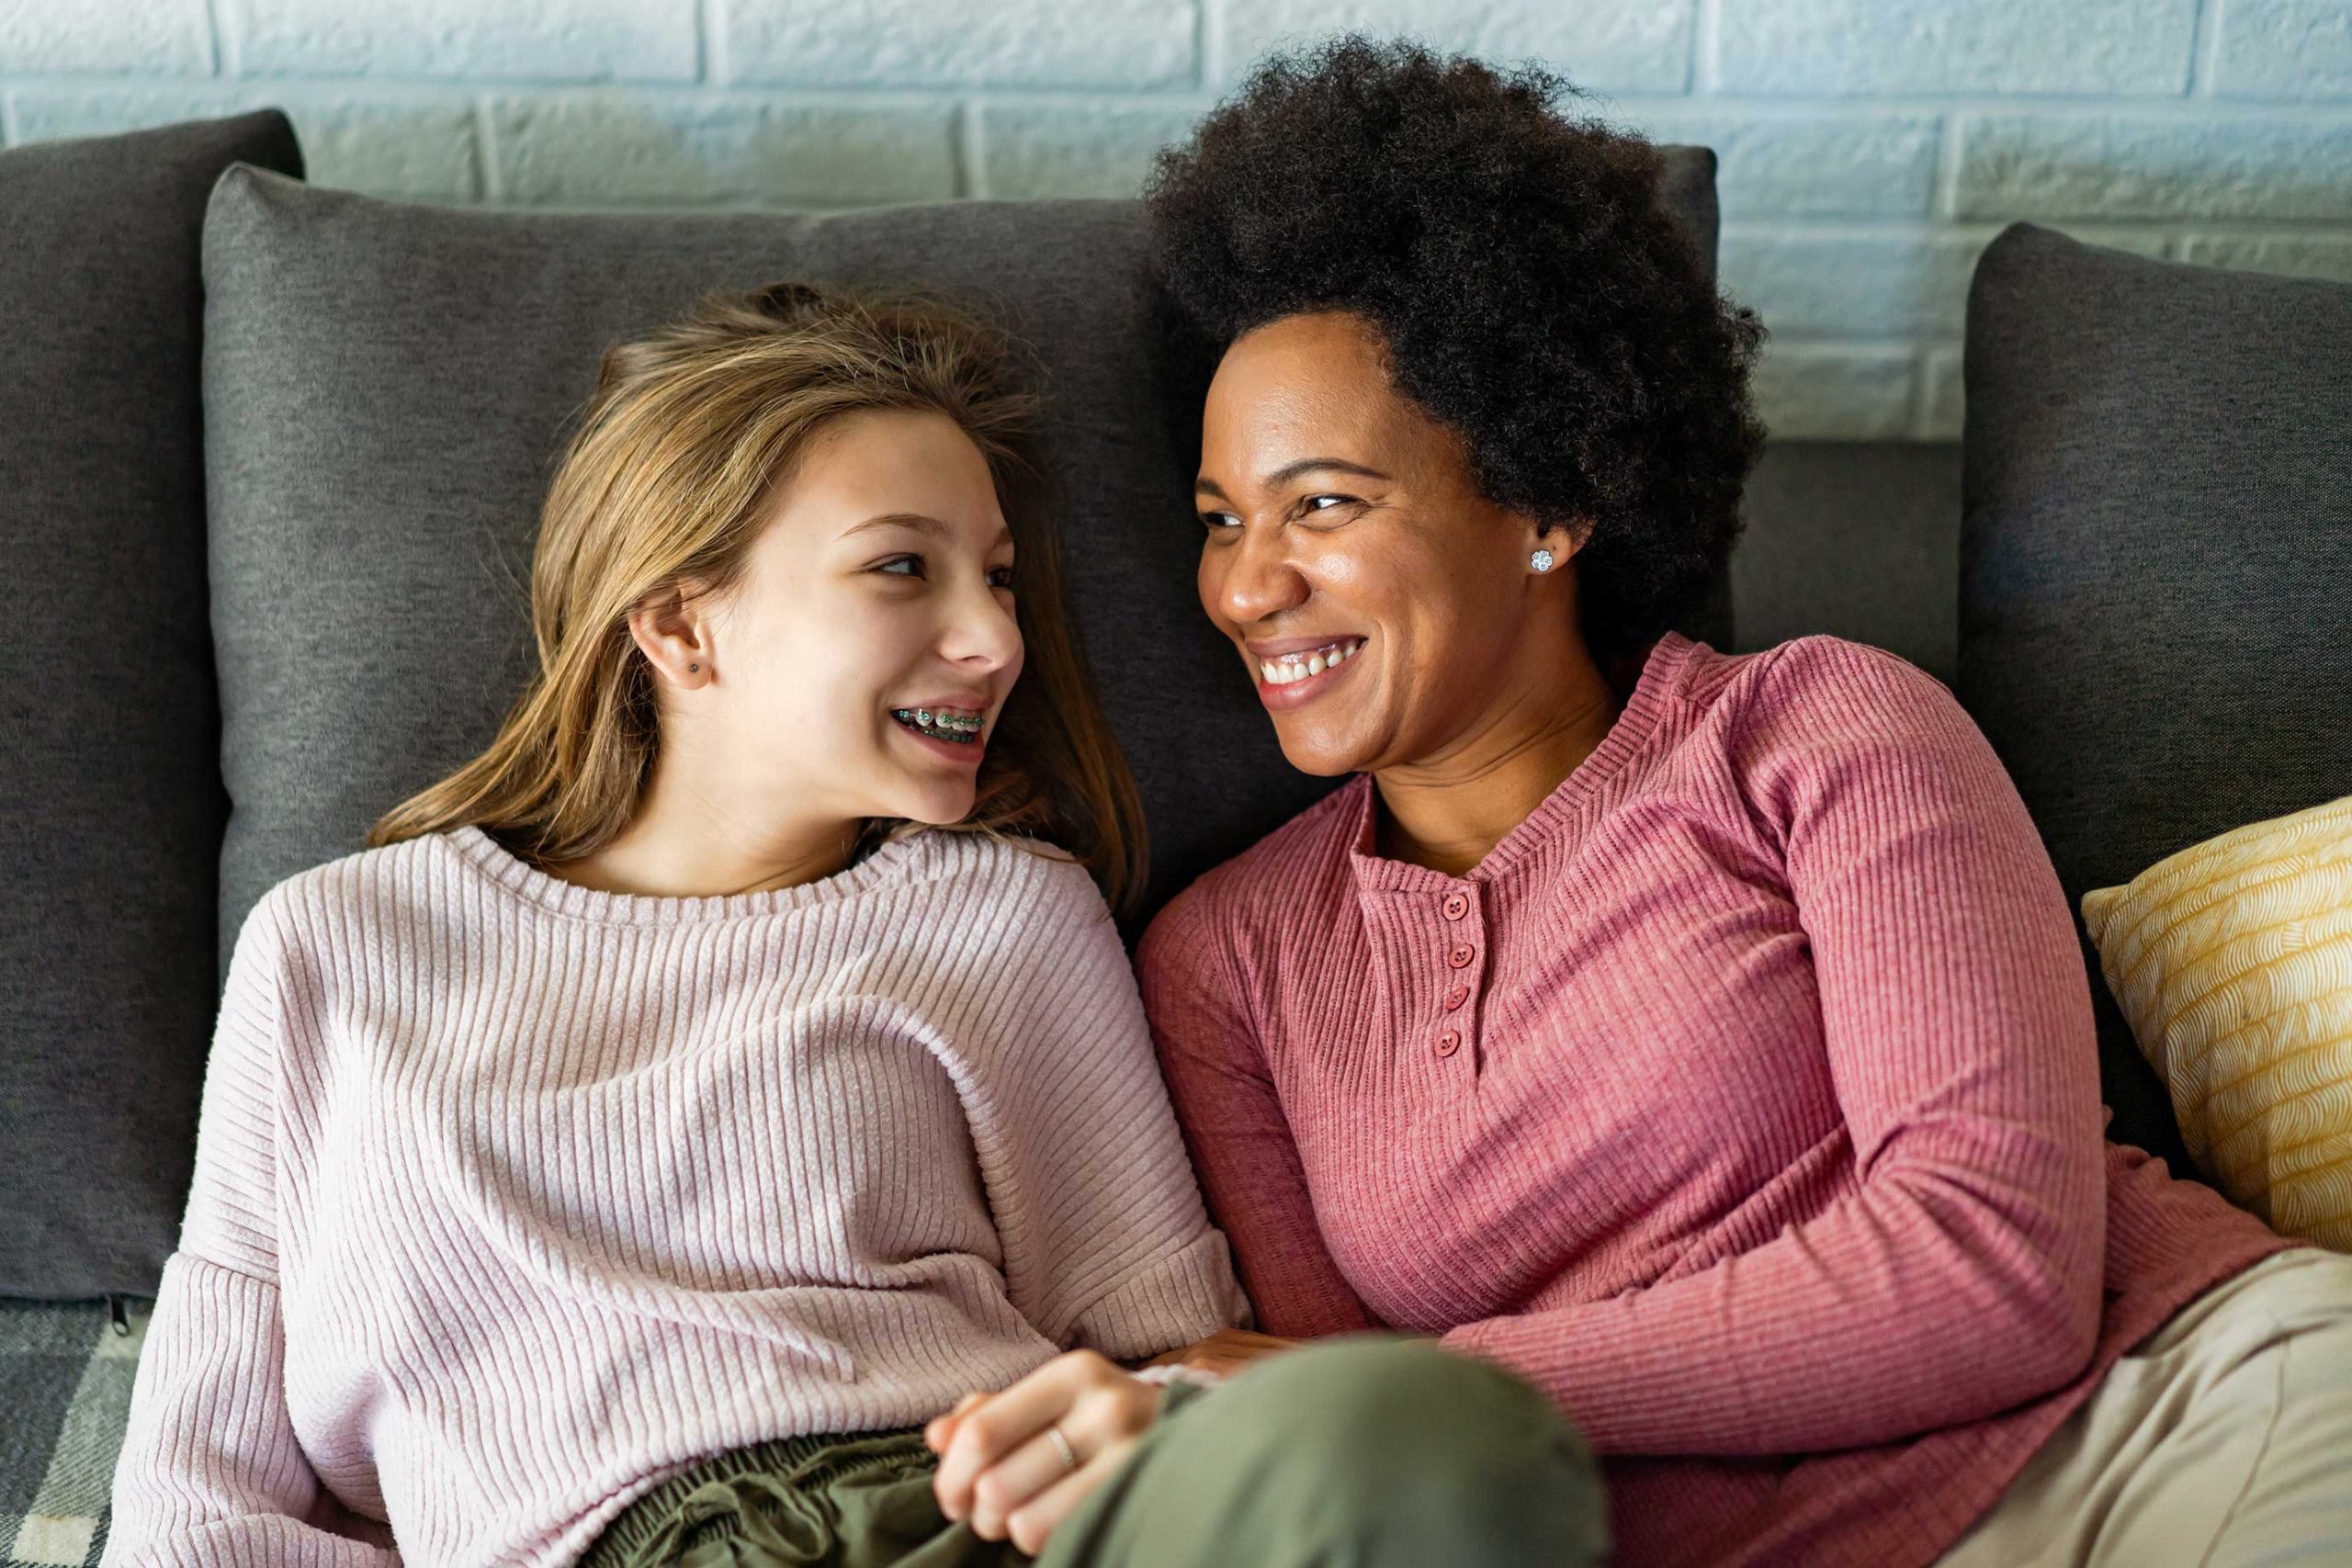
840, 512, 1013, 548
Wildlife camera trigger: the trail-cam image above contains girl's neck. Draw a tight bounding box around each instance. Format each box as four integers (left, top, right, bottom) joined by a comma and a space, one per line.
543, 762, 864, 900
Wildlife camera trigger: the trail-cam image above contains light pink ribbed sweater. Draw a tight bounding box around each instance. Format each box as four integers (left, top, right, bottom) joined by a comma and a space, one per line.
102, 826, 1248, 1568
1136, 630, 2306, 1568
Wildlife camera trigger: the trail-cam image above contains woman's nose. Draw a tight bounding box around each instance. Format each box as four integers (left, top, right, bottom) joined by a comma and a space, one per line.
1211, 524, 1309, 627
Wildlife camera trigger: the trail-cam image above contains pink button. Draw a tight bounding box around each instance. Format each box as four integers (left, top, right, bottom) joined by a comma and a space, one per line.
1447, 943, 1476, 969
1436, 1029, 1461, 1057
1442, 893, 1469, 920
1443, 985, 1470, 1010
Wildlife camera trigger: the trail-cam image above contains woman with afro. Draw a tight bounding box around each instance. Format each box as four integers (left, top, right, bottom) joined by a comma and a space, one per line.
926, 33, 2352, 1568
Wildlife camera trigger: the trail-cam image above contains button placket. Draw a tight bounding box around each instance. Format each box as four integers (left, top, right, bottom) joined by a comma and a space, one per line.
1434, 885, 1482, 1063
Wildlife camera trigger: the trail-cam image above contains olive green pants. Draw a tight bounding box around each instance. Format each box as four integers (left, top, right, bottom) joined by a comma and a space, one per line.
577, 1336, 1610, 1567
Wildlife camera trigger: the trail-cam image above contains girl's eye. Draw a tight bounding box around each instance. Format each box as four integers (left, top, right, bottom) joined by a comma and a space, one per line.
989, 566, 1016, 590
878, 555, 923, 578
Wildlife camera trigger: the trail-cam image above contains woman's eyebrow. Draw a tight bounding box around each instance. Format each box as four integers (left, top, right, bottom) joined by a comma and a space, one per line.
1195, 459, 1394, 497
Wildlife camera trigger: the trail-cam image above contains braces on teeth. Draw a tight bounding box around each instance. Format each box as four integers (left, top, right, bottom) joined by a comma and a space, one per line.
892, 707, 983, 742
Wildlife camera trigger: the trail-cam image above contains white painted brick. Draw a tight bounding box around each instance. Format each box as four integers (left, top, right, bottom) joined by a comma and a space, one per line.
977, 99, 1206, 197
1919, 344, 1964, 441
0, 0, 209, 74
2177, 232, 2352, 283
1727, 226, 2169, 340
725, 0, 1196, 89
1956, 114, 2352, 220
1748, 343, 1917, 441
1721, 230, 1985, 338
492, 94, 956, 208
280, 97, 481, 200
14, 87, 481, 199
1717, 0, 2196, 96
2215, 0, 2352, 99
1222, 0, 1695, 95
1608, 107, 1940, 219
12, 86, 241, 143
231, 0, 695, 82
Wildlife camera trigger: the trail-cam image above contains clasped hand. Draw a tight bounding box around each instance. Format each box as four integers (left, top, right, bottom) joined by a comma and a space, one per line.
922, 1348, 1157, 1555
923, 1329, 1295, 1554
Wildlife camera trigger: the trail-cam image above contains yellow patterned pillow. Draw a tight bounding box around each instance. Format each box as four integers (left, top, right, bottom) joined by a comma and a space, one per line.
2081, 795, 2352, 1252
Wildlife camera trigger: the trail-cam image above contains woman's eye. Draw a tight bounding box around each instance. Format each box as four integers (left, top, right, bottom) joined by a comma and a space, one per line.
989, 566, 1016, 590
1305, 493, 1354, 514
1200, 511, 1240, 531
878, 555, 923, 578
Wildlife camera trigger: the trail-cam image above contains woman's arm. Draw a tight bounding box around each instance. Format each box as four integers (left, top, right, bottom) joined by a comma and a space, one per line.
103, 895, 402, 1566
1134, 887, 1382, 1339
1439, 638, 2109, 1457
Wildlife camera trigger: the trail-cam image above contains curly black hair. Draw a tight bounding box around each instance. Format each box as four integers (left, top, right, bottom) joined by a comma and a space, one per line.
1142, 35, 1768, 661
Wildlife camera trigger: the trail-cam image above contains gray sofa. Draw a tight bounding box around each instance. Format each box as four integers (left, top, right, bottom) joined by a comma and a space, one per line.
2, 110, 2344, 1567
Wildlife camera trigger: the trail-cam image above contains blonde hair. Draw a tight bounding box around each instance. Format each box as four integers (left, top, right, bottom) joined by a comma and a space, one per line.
370, 280, 1148, 916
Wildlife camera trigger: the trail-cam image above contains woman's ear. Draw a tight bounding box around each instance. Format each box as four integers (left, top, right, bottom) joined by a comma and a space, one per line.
626, 581, 718, 689
1527, 513, 1597, 564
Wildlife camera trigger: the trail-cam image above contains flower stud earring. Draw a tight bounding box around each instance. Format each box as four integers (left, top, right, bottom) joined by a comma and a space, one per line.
1530, 548, 1555, 573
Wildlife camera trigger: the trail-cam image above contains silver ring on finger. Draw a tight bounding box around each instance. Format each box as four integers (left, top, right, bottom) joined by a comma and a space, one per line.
1046, 1423, 1079, 1474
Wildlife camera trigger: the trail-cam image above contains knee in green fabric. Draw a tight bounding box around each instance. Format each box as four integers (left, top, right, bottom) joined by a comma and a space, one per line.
1128, 1335, 1610, 1567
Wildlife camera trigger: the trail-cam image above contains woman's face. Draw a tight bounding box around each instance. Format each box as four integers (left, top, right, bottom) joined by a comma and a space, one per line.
681, 408, 1023, 830
1194, 310, 1565, 777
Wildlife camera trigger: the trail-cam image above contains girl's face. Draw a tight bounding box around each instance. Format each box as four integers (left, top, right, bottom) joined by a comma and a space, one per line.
673, 408, 1023, 831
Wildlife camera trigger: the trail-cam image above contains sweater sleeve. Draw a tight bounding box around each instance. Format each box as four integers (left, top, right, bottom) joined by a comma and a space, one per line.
1438, 637, 2109, 1457
102, 895, 402, 1567
1136, 887, 1382, 1340
974, 853, 1252, 1362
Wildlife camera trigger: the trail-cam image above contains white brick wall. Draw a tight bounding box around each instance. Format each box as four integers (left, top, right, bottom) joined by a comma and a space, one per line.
6, 0, 2347, 441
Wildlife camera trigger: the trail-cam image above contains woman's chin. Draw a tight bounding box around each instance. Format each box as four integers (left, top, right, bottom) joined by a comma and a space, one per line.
1272, 729, 1372, 778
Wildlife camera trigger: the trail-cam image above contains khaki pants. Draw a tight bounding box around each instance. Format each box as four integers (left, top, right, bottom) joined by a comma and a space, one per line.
579, 1336, 1608, 1567
1934, 1246, 2352, 1568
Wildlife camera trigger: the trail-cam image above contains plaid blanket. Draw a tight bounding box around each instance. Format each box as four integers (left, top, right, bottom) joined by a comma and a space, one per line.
2, 1294, 149, 1568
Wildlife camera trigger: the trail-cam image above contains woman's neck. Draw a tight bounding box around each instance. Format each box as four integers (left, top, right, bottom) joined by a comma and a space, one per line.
1369, 642, 1623, 878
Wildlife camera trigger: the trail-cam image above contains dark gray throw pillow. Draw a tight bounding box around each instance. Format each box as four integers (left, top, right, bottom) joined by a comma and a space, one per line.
0, 112, 305, 1300
201, 150, 1724, 962
1957, 221, 2352, 1179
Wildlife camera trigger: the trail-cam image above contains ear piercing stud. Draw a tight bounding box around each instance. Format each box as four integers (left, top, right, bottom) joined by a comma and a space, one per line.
1530, 548, 1555, 572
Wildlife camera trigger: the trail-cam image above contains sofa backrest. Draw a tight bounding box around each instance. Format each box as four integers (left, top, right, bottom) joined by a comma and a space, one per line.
1956, 221, 2352, 1174
201, 153, 1727, 966
0, 113, 304, 1300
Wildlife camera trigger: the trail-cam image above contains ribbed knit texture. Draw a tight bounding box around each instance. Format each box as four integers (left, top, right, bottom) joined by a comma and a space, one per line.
101, 826, 1248, 1568
1136, 630, 2307, 1568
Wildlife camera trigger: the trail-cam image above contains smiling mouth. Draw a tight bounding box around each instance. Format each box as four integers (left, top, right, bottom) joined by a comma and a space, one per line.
889, 706, 984, 744
1257, 637, 1366, 686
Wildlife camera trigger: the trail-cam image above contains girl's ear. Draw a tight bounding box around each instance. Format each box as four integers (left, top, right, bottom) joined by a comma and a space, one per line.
626, 581, 718, 689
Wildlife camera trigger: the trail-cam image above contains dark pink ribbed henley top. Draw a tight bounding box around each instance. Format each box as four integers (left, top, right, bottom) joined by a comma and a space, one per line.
1136, 629, 2304, 1568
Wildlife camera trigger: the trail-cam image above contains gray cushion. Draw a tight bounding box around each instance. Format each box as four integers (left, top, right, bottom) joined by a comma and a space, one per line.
0, 112, 304, 1301
202, 151, 1723, 963
1956, 221, 2352, 1179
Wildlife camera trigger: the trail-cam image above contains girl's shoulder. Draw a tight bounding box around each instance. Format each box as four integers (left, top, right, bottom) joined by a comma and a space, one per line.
238, 831, 450, 942
911, 828, 1115, 936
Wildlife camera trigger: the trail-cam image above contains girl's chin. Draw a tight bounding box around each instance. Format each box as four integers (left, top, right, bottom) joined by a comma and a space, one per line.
879, 782, 978, 826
